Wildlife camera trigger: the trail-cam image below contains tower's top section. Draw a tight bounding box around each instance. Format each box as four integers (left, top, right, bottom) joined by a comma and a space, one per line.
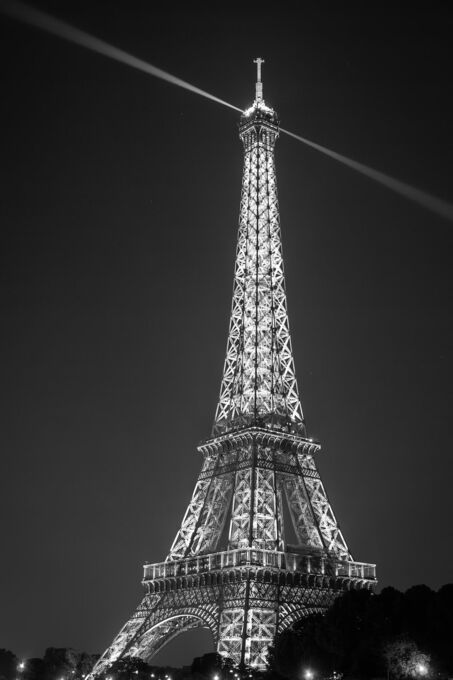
213, 61, 305, 438
241, 57, 279, 128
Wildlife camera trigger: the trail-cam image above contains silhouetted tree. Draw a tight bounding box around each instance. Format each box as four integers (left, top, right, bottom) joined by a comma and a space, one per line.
0, 650, 18, 680
431, 584, 453, 675
98, 657, 151, 680
269, 584, 453, 679
23, 658, 47, 680
43, 648, 80, 678
383, 638, 430, 679
268, 612, 331, 678
191, 652, 236, 679
0, 649, 99, 680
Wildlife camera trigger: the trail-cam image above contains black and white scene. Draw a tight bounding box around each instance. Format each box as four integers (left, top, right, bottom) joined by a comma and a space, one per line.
1, 2, 452, 680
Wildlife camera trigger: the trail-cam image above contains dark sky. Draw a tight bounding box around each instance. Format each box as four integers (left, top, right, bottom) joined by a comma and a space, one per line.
1, 0, 452, 668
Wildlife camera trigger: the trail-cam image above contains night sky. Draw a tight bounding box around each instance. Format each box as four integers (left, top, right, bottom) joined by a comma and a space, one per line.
1, 1, 452, 668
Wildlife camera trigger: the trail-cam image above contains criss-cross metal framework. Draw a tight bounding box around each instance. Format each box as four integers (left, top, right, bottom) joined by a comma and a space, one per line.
88, 62, 376, 675
214, 100, 303, 437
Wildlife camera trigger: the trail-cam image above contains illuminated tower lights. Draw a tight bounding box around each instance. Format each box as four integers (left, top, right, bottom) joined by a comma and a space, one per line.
88, 60, 376, 674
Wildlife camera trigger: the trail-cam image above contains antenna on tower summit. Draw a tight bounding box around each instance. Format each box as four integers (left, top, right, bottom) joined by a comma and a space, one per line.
253, 57, 264, 102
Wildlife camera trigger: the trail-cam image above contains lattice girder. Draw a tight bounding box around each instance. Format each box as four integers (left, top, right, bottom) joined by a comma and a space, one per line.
167, 457, 213, 560
168, 428, 349, 561
89, 88, 376, 675
90, 423, 364, 674
214, 106, 304, 436
282, 475, 325, 551
88, 553, 374, 675
304, 476, 351, 559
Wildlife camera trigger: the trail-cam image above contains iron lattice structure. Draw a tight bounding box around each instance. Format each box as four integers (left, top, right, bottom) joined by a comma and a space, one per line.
89, 62, 376, 674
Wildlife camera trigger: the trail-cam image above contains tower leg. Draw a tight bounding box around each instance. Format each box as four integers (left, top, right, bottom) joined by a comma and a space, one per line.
88, 593, 219, 678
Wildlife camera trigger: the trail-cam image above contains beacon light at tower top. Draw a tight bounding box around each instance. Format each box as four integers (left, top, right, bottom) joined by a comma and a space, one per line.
244, 100, 275, 117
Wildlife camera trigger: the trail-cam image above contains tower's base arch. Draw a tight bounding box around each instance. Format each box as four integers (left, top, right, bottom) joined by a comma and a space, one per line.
127, 609, 218, 662
88, 560, 375, 676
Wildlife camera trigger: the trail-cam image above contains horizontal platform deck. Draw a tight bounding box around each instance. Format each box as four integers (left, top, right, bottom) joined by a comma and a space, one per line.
143, 548, 376, 583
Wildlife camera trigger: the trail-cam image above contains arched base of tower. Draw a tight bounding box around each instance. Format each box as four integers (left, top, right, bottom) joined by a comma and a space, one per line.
88, 556, 375, 675
87, 598, 219, 678
128, 613, 215, 662
152, 626, 215, 666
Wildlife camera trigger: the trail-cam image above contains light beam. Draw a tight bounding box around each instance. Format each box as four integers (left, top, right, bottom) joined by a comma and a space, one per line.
2, 0, 452, 223
281, 127, 453, 223
0, 0, 242, 113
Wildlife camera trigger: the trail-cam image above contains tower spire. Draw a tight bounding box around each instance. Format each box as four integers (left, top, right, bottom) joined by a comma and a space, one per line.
253, 57, 264, 101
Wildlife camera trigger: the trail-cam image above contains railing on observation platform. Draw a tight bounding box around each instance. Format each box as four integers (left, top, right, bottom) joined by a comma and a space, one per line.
143, 548, 376, 583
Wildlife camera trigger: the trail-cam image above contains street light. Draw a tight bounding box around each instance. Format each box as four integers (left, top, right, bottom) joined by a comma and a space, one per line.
416, 664, 428, 676
304, 671, 314, 680
18, 663, 25, 672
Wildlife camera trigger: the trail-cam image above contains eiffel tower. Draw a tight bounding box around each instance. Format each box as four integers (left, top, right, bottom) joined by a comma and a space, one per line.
89, 60, 376, 674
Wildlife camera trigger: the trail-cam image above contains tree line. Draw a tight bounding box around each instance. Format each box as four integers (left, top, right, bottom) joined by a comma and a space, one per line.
2, 583, 452, 680
269, 584, 453, 678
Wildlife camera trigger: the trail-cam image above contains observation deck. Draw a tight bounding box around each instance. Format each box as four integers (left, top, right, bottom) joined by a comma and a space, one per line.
143, 548, 376, 593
